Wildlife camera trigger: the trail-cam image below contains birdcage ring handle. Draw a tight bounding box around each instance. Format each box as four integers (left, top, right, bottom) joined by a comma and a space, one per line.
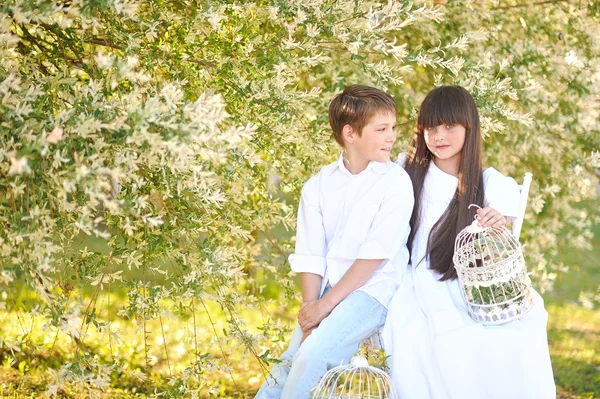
466, 204, 487, 233
468, 204, 482, 221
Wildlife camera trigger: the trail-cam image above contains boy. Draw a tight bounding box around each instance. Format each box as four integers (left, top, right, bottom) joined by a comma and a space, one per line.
255, 85, 414, 399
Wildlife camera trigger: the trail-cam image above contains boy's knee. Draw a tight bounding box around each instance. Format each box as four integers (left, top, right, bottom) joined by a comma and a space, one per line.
292, 344, 316, 367
294, 339, 348, 372
292, 339, 329, 372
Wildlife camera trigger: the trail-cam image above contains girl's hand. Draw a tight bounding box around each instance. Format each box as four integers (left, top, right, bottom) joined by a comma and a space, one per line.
476, 207, 507, 228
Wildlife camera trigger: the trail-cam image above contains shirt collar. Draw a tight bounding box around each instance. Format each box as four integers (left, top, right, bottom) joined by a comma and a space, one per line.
329, 152, 389, 176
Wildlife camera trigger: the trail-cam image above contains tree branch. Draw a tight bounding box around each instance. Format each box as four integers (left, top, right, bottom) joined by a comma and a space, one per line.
16, 41, 51, 76
88, 37, 124, 51
491, 0, 570, 10
39, 22, 86, 67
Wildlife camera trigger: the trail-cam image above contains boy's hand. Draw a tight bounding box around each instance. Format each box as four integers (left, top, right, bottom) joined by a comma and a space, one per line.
477, 207, 506, 228
298, 299, 332, 332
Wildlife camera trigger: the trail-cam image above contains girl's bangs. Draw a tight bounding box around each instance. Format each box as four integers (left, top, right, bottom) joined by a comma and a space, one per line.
417, 88, 471, 130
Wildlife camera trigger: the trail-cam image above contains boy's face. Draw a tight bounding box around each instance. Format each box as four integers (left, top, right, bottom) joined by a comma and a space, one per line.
349, 111, 397, 163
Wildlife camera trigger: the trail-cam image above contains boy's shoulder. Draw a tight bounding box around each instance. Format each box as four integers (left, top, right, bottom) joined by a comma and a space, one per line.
300, 159, 339, 193
318, 159, 340, 177
386, 160, 407, 175
383, 161, 412, 190
302, 158, 412, 194
311, 159, 409, 177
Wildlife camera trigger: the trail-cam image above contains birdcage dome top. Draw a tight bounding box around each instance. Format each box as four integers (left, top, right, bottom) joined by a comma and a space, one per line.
312, 355, 395, 399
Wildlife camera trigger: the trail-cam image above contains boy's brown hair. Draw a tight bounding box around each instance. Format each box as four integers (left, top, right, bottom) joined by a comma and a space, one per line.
328, 84, 397, 146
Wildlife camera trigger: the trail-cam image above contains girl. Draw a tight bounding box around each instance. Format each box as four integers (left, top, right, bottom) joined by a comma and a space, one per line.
382, 86, 555, 399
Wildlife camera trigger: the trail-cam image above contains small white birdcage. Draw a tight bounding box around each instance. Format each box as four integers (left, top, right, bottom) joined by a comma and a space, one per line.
453, 211, 534, 325
312, 355, 395, 399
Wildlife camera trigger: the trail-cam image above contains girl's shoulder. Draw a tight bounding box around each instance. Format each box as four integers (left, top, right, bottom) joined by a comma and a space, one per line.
483, 167, 519, 190
483, 167, 520, 218
395, 152, 408, 167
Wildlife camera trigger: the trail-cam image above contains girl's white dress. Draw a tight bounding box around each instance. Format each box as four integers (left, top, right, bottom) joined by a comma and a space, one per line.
382, 158, 555, 399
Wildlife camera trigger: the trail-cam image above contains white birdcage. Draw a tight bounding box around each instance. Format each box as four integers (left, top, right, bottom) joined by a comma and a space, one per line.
453, 211, 534, 325
312, 355, 395, 399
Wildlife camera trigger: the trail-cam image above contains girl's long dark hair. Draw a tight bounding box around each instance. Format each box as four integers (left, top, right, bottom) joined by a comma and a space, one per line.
404, 86, 484, 280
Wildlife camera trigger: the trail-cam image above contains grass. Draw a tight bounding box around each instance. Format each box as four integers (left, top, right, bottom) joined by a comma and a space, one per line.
548, 304, 600, 398
0, 204, 598, 398
0, 297, 598, 398
546, 200, 600, 399
0, 292, 297, 398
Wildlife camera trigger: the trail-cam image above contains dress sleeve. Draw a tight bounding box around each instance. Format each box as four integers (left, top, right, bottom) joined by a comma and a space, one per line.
396, 152, 408, 167
288, 177, 327, 276
356, 168, 414, 261
483, 167, 520, 220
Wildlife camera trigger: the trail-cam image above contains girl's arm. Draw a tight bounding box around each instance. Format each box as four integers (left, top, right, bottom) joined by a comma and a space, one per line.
480, 169, 521, 227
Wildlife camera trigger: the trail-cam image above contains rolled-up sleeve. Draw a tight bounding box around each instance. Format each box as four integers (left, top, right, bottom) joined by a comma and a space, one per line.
356, 170, 414, 261
288, 178, 327, 277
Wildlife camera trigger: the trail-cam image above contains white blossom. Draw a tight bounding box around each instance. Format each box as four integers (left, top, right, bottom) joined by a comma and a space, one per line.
46, 127, 64, 144
7, 153, 31, 175
94, 51, 115, 69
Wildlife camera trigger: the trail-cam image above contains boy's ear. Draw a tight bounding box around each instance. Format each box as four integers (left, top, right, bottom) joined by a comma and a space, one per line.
342, 124, 354, 144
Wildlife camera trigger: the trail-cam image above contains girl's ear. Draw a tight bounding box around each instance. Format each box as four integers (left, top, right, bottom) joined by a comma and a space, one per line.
342, 124, 354, 145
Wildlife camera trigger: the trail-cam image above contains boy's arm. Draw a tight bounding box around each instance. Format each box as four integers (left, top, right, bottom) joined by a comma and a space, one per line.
298, 169, 414, 331
288, 178, 327, 329
298, 258, 382, 331
298, 273, 322, 341
321, 259, 382, 307
300, 273, 322, 303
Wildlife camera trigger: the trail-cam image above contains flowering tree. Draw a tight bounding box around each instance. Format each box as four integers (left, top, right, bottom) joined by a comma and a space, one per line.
0, 0, 598, 396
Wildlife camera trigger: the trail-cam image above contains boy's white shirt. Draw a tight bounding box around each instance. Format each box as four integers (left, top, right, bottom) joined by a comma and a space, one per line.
289, 152, 414, 308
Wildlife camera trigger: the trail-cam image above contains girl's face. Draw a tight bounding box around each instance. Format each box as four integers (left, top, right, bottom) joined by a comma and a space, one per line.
423, 123, 466, 164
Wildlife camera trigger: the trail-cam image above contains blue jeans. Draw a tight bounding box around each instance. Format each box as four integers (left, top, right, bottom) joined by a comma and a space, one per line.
254, 290, 387, 399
